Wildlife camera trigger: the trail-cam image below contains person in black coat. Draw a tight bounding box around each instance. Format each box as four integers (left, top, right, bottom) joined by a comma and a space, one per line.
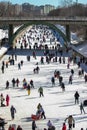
59, 76, 63, 86
10, 105, 16, 120
30, 80, 34, 88
71, 69, 74, 76
61, 82, 65, 92
0, 117, 7, 130
6, 80, 9, 89
12, 78, 16, 87
1, 65, 4, 73
32, 120, 37, 130
51, 77, 55, 86
74, 91, 80, 104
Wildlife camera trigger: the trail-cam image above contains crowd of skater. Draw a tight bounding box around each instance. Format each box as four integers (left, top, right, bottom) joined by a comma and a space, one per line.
14, 25, 63, 50
0, 25, 87, 130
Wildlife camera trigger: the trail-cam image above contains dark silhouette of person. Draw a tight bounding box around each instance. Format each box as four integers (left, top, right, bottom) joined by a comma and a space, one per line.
80, 102, 86, 114
74, 91, 80, 104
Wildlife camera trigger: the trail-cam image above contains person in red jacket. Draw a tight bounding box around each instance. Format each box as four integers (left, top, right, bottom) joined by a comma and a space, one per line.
8, 125, 15, 130
6, 94, 10, 106
62, 123, 66, 130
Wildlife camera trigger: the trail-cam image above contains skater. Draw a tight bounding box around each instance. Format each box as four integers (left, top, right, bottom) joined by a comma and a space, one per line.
8, 125, 15, 130
59, 76, 63, 86
0, 117, 6, 130
80, 128, 84, 130
6, 61, 8, 68
12, 78, 16, 87
51, 76, 55, 86
15, 54, 17, 61
17, 125, 23, 130
63, 57, 65, 64
71, 69, 74, 76
32, 120, 37, 130
54, 70, 60, 78
18, 63, 21, 69
38, 87, 44, 97
84, 74, 87, 83
30, 80, 34, 88
67, 63, 70, 69
47, 120, 53, 129
65, 115, 75, 130
40, 106, 46, 119
27, 84, 31, 95
80, 102, 86, 114
1, 65, 4, 73
16, 78, 20, 87
61, 82, 65, 92
23, 78, 27, 89
32, 51, 36, 59
8, 125, 13, 130
10, 105, 16, 120
59, 57, 61, 63
6, 80, 9, 89
74, 91, 80, 104
2, 61, 5, 66
62, 122, 67, 130
78, 70, 82, 77
36, 66, 40, 73
69, 75, 72, 84
27, 55, 30, 61
0, 93, 5, 107
47, 120, 55, 130
20, 60, 23, 66
6, 94, 10, 106
41, 57, 44, 64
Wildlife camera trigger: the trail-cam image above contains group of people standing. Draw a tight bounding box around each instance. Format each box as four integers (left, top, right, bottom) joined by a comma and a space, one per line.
8, 124, 23, 130
0, 93, 17, 120
74, 91, 86, 114
0, 93, 10, 107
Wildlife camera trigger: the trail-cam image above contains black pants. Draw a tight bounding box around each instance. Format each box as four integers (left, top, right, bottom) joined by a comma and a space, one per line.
69, 124, 72, 129
41, 112, 46, 119
0, 122, 5, 130
40, 92, 44, 97
75, 99, 79, 104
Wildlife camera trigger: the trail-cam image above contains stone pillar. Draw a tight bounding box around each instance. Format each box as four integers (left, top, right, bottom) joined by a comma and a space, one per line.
9, 24, 13, 44
66, 24, 71, 43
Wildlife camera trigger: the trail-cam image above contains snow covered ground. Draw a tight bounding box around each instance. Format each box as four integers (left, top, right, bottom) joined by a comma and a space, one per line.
0, 49, 87, 130
0, 25, 87, 130
71, 43, 87, 58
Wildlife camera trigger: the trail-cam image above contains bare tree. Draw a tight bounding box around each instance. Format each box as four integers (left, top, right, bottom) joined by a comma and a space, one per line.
0, 3, 6, 16
60, 0, 73, 7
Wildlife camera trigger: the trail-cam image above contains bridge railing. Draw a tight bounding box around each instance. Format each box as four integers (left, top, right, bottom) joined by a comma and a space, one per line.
0, 16, 87, 21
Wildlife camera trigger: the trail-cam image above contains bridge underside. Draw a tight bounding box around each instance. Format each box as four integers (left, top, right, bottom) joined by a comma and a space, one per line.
10, 21, 69, 48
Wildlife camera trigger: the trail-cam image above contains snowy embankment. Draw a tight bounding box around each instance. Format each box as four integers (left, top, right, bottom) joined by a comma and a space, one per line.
56, 24, 83, 45
0, 26, 21, 58
0, 45, 9, 59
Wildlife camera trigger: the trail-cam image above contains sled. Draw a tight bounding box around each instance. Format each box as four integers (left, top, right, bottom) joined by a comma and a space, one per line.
31, 114, 41, 120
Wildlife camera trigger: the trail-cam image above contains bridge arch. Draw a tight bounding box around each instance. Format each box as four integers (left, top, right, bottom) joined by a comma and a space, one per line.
11, 21, 68, 48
